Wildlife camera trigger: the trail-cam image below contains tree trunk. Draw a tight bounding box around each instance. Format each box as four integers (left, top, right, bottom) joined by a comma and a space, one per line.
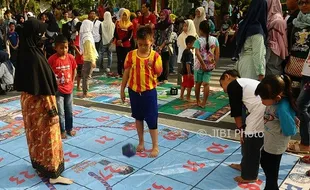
6, 0, 10, 9
23, 0, 30, 13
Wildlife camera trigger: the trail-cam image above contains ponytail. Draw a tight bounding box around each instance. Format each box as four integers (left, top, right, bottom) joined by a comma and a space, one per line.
282, 75, 298, 113
199, 20, 210, 52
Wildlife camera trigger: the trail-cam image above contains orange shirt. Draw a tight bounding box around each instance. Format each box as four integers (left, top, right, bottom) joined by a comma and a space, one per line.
124, 50, 162, 93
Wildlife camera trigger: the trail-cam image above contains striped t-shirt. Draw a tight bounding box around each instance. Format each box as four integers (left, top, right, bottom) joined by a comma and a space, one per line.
124, 50, 162, 93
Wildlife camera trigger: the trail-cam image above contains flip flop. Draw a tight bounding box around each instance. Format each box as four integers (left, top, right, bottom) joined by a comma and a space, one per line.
287, 144, 310, 154
301, 156, 310, 164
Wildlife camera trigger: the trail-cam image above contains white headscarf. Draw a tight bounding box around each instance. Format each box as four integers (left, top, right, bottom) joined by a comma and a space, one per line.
118, 8, 125, 20
177, 19, 197, 63
101, 12, 115, 45
79, 19, 95, 53
193, 7, 206, 34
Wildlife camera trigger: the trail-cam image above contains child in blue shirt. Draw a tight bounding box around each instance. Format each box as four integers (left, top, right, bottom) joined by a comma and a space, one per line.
7, 22, 19, 66
255, 75, 298, 190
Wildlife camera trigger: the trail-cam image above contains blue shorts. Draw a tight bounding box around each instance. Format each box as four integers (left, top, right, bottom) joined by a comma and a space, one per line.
128, 88, 158, 130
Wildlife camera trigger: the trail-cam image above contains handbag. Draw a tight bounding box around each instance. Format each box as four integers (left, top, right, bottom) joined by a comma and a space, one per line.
285, 26, 305, 78
284, 56, 305, 78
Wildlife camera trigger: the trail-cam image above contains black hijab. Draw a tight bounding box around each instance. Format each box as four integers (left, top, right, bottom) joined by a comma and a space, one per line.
14, 18, 58, 96
236, 0, 268, 55
46, 12, 59, 33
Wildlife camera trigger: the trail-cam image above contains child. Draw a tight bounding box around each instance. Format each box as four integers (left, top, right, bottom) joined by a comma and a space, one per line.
72, 22, 83, 91
194, 20, 220, 108
219, 69, 265, 183
255, 75, 298, 190
120, 26, 162, 158
180, 35, 196, 101
7, 22, 19, 66
48, 35, 77, 139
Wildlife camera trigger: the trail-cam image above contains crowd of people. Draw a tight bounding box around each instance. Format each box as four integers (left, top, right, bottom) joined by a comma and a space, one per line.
0, 0, 309, 188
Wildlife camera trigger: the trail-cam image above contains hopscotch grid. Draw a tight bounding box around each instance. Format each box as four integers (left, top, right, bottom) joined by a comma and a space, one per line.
111, 149, 176, 188
191, 145, 241, 189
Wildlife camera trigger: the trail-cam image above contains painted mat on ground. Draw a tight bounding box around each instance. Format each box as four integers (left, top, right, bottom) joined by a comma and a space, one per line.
73, 76, 230, 123
0, 97, 309, 190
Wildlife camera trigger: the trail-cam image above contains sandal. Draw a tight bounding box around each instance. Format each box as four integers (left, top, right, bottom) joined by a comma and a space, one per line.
61, 132, 67, 139
301, 156, 310, 164
287, 144, 310, 154
67, 130, 76, 137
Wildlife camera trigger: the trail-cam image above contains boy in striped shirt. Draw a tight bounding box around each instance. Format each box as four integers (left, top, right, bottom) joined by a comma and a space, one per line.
121, 26, 163, 157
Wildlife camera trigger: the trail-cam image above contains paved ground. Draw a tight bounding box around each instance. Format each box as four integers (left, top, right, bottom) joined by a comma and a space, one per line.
0, 55, 301, 141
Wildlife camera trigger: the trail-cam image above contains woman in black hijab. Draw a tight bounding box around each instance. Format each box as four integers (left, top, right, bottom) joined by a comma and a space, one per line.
14, 18, 73, 185
45, 12, 59, 59
235, 0, 267, 81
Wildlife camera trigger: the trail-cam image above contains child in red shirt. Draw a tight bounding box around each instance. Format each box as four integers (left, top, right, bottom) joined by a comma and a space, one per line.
48, 35, 77, 139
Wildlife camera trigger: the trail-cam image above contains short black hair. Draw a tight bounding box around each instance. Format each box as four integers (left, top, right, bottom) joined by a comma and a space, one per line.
144, 2, 151, 10
4, 10, 11, 15
185, 36, 196, 45
55, 34, 68, 45
137, 26, 153, 40
89, 10, 96, 14
75, 22, 82, 31
219, 69, 240, 80
9, 22, 15, 26
72, 9, 80, 17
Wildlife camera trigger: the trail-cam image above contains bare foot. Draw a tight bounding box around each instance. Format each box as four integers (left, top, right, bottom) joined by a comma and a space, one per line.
234, 176, 257, 183
67, 130, 76, 137
136, 143, 145, 152
49, 176, 73, 185
83, 94, 94, 98
179, 96, 184, 100
229, 164, 241, 171
149, 147, 159, 158
186, 98, 195, 102
61, 132, 67, 139
198, 102, 206, 108
77, 87, 82, 91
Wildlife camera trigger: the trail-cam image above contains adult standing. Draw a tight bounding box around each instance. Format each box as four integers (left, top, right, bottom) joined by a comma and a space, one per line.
235, 0, 267, 80
208, 0, 216, 26
287, 0, 310, 154
88, 10, 102, 71
98, 12, 115, 73
285, 0, 300, 98
14, 18, 73, 185
80, 19, 98, 98
114, 9, 133, 77
155, 9, 174, 83
58, 11, 72, 33
138, 3, 157, 29
193, 7, 206, 36
266, 0, 288, 75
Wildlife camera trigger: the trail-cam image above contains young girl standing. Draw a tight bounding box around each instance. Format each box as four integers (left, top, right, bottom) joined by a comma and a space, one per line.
255, 75, 298, 190
194, 20, 220, 108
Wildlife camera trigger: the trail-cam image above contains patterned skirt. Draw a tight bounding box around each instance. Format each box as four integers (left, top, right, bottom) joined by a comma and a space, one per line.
21, 92, 64, 178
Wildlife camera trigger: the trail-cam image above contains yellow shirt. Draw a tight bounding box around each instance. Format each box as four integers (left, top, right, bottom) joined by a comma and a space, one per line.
83, 40, 97, 63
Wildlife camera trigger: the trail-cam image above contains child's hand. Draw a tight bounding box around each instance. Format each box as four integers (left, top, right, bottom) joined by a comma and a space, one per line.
188, 73, 193, 77
120, 90, 126, 103
49, 116, 59, 125
117, 40, 122, 46
201, 64, 207, 71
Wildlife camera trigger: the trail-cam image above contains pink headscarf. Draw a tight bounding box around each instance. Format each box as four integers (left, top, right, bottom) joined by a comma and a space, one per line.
267, 0, 288, 60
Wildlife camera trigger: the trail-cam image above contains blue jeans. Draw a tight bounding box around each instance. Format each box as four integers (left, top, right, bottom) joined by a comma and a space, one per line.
98, 43, 112, 70
56, 92, 73, 133
297, 76, 310, 146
